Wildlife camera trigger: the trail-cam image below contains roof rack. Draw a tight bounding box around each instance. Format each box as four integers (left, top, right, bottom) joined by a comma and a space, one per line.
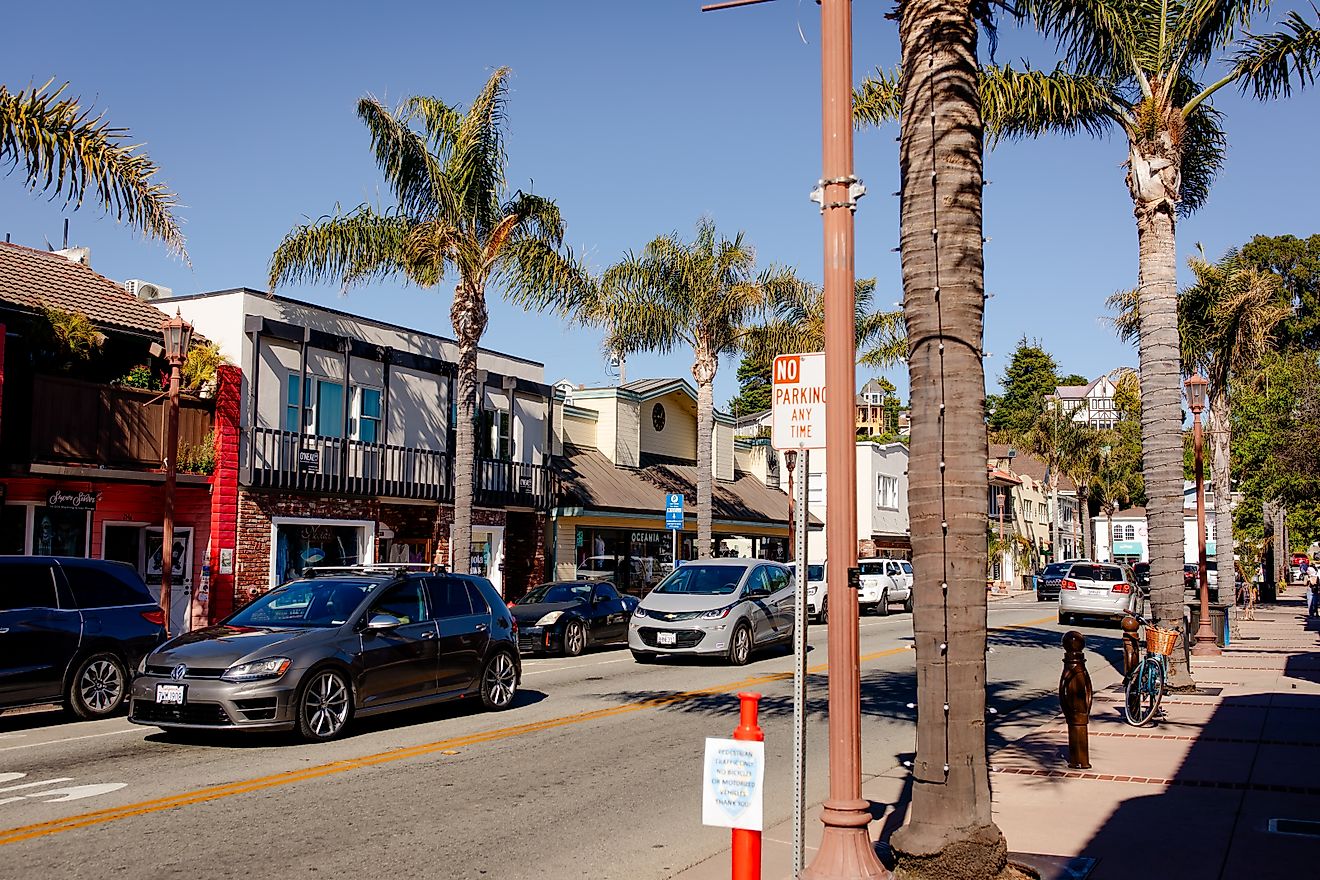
299, 563, 448, 578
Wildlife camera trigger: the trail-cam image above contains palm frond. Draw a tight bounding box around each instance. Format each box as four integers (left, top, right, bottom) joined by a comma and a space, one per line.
1171, 0, 1270, 74
1018, 0, 1145, 81
1106, 287, 1141, 344
980, 63, 1124, 141
268, 205, 416, 290
0, 80, 186, 258
448, 67, 511, 236
356, 96, 447, 217
1178, 98, 1227, 215
502, 235, 596, 319
854, 69, 902, 128
1231, 9, 1320, 101
403, 95, 462, 150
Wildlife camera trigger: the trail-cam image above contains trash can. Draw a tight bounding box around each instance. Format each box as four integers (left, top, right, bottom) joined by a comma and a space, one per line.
1022, 573, 1037, 592
1186, 602, 1230, 648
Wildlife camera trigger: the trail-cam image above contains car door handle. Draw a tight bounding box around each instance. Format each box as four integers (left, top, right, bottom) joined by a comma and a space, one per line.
0, 627, 8, 634
475, 623, 488, 632
421, 631, 436, 640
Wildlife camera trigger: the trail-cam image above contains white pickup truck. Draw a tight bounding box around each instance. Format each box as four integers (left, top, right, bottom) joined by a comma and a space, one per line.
856, 558, 914, 615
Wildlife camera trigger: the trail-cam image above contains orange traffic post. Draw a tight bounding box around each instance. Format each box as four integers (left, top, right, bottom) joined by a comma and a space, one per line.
732, 692, 763, 880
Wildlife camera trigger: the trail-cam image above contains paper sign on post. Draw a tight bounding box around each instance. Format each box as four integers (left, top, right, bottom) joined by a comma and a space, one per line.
702, 737, 765, 831
771, 353, 826, 450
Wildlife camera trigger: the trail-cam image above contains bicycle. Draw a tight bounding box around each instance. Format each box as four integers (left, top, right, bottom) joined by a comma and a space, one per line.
1124, 613, 1181, 727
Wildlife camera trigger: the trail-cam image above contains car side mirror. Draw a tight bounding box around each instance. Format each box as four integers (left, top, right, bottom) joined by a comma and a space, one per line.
364, 612, 402, 631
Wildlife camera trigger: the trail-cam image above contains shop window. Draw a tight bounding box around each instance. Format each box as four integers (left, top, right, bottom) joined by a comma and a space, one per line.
1, 505, 27, 555
104, 525, 142, 569
31, 507, 88, 557
274, 522, 366, 585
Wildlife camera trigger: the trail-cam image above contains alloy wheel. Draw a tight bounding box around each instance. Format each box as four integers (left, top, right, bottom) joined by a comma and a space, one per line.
484, 653, 517, 708
730, 626, 751, 665
304, 671, 350, 739
79, 659, 124, 713
564, 621, 586, 656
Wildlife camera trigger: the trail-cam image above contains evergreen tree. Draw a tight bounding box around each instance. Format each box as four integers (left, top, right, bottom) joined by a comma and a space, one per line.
728, 348, 773, 417
988, 336, 1060, 436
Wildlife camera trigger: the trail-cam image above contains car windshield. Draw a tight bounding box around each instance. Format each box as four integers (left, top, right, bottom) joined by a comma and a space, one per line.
517, 583, 592, 605
1042, 563, 1070, 578
806, 564, 825, 582
581, 558, 616, 571
653, 564, 744, 595
227, 579, 380, 627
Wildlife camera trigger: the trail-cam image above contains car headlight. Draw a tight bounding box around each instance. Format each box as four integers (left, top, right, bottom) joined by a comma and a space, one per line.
633, 606, 649, 618
808, 586, 819, 595
534, 611, 564, 627
221, 657, 292, 683
701, 606, 732, 620
137, 654, 149, 675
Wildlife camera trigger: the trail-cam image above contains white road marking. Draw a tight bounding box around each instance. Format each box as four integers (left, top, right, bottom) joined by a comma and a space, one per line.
0, 774, 25, 785
27, 783, 128, 803
0, 727, 140, 753
0, 778, 74, 794
523, 657, 631, 677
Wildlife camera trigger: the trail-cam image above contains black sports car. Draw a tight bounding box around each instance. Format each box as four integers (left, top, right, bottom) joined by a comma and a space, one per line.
509, 581, 638, 656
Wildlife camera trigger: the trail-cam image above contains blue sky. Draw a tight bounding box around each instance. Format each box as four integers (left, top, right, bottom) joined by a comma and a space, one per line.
4, 1, 1317, 407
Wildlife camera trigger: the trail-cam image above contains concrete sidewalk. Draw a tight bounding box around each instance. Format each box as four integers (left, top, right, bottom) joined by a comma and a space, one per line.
671, 597, 1320, 879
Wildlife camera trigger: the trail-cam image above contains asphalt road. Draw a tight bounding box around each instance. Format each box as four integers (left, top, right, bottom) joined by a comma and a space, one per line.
0, 599, 1126, 880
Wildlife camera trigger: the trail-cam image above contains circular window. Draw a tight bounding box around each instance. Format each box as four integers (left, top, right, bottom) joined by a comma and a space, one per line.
652, 403, 667, 432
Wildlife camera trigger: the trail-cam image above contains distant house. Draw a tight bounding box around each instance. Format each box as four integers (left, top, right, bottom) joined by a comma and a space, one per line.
987, 445, 1080, 587
1092, 482, 1220, 565
1052, 368, 1135, 430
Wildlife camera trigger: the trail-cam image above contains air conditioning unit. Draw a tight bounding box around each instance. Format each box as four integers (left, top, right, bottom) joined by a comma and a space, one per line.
124, 279, 173, 301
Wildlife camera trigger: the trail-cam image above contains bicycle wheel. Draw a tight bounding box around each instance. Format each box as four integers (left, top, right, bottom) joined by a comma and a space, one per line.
1124, 657, 1164, 727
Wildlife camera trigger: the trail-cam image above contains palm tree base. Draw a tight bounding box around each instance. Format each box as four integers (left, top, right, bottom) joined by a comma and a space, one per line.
890, 822, 1009, 880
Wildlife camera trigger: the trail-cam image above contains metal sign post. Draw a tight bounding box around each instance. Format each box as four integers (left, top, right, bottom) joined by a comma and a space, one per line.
665, 493, 684, 572
792, 446, 810, 877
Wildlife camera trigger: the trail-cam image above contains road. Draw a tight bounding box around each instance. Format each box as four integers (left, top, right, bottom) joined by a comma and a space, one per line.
0, 599, 1124, 880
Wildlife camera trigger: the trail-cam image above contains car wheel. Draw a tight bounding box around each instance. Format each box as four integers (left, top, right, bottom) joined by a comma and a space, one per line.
297, 668, 353, 742
817, 598, 828, 625
632, 650, 658, 664
479, 651, 518, 711
902, 592, 914, 614
727, 623, 753, 666
878, 589, 890, 617
66, 653, 127, 720
1058, 612, 1071, 626
562, 620, 587, 657
1037, 592, 1047, 602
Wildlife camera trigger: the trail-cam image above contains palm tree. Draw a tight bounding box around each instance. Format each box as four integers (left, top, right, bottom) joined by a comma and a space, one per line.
886, 0, 1005, 874
592, 219, 795, 557
269, 68, 585, 576
1, 79, 185, 256
1094, 464, 1134, 563
1018, 403, 1087, 561
1057, 423, 1107, 560
744, 278, 907, 370
857, 3, 1320, 687
1110, 251, 1289, 596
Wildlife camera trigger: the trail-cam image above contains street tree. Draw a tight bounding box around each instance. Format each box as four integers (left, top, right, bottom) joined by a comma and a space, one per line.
1239, 233, 1320, 351
1058, 423, 1108, 559
987, 337, 1060, 439
592, 219, 796, 557
885, 0, 1006, 875
1, 79, 185, 256
1018, 402, 1089, 561
268, 68, 585, 575
858, 1, 1320, 688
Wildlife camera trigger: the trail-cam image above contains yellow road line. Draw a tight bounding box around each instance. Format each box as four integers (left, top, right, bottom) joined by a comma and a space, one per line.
0, 614, 1053, 846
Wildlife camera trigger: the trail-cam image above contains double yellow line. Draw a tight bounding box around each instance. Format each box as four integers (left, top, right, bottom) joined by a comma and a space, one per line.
0, 615, 1052, 846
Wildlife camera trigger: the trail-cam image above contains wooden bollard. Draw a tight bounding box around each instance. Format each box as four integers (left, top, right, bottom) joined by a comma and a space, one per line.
1122, 614, 1140, 677
1059, 631, 1093, 769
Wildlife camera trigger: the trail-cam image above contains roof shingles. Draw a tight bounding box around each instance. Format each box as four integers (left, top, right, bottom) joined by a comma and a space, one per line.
0, 243, 172, 336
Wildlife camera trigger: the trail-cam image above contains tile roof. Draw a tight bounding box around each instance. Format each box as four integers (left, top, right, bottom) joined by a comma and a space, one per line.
0, 242, 172, 337
989, 443, 1078, 492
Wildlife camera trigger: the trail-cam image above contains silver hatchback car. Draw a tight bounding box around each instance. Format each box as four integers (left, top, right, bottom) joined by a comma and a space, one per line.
628, 559, 795, 665
1058, 561, 1140, 625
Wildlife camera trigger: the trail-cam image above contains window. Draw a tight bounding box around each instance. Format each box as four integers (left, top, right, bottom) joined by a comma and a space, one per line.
1124, 525, 1136, 541
427, 578, 473, 618
285, 374, 350, 438
0, 562, 58, 610
593, 582, 621, 601
352, 387, 383, 443
32, 507, 88, 557
1112, 524, 1123, 540
808, 473, 824, 505
746, 567, 773, 595
62, 562, 152, 608
462, 580, 490, 614
372, 581, 427, 624
273, 521, 367, 585
765, 566, 790, 593
876, 475, 899, 510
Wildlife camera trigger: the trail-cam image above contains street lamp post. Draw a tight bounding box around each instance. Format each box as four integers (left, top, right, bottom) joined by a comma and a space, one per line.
1186, 374, 1220, 656
160, 310, 193, 638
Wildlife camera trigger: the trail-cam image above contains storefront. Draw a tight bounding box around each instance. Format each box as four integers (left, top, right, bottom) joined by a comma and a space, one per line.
270, 517, 376, 585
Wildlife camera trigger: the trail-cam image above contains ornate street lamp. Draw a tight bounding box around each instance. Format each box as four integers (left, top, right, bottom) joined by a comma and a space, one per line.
1185, 373, 1219, 656
159, 310, 193, 637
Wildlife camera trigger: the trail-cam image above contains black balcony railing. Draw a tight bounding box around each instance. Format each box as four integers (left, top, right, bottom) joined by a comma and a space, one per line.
248, 427, 554, 510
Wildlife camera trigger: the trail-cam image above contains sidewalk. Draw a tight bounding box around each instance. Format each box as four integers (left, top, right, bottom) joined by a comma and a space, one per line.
671, 597, 1320, 879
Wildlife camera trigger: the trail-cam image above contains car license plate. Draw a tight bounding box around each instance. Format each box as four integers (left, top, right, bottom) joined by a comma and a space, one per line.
155, 683, 185, 705
657, 631, 677, 645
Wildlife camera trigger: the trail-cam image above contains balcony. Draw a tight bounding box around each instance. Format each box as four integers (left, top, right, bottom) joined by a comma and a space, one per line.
248, 427, 555, 510
25, 375, 214, 471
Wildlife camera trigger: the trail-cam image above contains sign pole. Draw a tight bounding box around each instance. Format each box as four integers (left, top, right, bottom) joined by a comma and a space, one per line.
793, 446, 809, 877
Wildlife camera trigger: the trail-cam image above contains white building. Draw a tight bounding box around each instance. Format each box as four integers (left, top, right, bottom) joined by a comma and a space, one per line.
1092, 483, 1219, 565
801, 441, 910, 561
1053, 368, 1135, 430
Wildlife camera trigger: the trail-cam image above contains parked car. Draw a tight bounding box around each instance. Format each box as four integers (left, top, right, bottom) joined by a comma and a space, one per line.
791, 562, 827, 623
1290, 553, 1310, 584
0, 556, 165, 719
509, 580, 638, 656
1036, 562, 1073, 602
129, 568, 519, 741
1058, 562, 1139, 625
628, 559, 794, 665
856, 559, 912, 615
1183, 562, 1219, 591
1133, 562, 1151, 596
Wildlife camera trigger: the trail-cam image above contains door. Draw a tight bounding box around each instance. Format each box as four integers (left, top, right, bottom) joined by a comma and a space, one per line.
742, 567, 777, 644
588, 582, 628, 642
145, 527, 192, 634
427, 577, 490, 694
357, 580, 439, 709
764, 565, 794, 636
0, 561, 82, 706
450, 526, 506, 597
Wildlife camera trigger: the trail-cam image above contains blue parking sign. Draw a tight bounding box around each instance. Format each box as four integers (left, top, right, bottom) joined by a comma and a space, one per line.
665, 493, 684, 530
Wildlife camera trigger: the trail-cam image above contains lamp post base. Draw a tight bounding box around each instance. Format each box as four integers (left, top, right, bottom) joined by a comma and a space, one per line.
1191, 635, 1222, 656
802, 799, 891, 880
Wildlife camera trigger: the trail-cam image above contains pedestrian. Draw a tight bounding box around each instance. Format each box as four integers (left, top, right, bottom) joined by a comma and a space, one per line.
1309, 565, 1320, 619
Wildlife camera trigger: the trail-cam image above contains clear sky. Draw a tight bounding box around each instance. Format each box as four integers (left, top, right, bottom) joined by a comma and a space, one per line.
4, 1, 1317, 407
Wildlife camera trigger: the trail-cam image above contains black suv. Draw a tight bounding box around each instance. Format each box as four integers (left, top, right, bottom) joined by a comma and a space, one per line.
1037, 562, 1072, 601
130, 566, 520, 741
1, 556, 165, 718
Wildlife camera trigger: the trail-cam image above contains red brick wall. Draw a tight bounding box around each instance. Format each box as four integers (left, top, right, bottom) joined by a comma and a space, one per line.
235, 491, 386, 597
206, 364, 242, 623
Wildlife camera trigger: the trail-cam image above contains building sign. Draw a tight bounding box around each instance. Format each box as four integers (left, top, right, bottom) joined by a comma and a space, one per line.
47, 489, 99, 510
702, 737, 765, 831
219, 548, 234, 575
1114, 541, 1143, 556
518, 472, 533, 494
771, 353, 826, 450
665, 493, 684, 531
298, 449, 320, 472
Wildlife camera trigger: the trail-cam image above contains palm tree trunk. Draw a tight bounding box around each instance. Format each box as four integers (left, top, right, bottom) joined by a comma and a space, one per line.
450, 283, 489, 578
1209, 390, 1234, 602
1128, 132, 1194, 688
1079, 482, 1092, 560
693, 351, 716, 559
890, 0, 1005, 874
1106, 508, 1114, 561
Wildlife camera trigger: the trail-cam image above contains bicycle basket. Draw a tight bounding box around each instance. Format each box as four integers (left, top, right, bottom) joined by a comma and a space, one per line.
1145, 627, 1180, 657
